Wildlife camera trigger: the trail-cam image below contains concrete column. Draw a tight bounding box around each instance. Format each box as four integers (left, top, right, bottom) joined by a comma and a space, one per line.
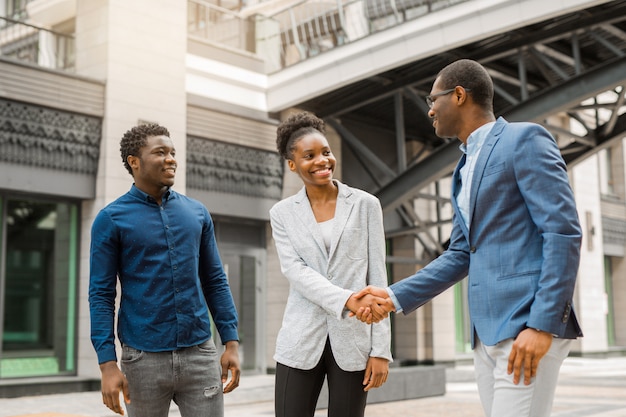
612, 139, 626, 347
74, 0, 188, 378
610, 256, 626, 346
390, 235, 420, 364
571, 156, 608, 354
431, 287, 457, 362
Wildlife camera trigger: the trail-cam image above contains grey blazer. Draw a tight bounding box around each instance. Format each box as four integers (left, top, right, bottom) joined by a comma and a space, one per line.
270, 180, 392, 371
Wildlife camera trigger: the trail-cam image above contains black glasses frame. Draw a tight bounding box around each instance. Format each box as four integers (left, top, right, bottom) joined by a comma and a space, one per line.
425, 87, 471, 108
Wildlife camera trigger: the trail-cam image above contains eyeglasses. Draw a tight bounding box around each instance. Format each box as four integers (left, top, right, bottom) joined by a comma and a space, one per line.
425, 87, 471, 109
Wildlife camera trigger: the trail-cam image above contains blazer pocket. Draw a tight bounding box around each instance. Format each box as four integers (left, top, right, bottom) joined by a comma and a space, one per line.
341, 228, 366, 260
276, 325, 303, 349
496, 269, 540, 280
351, 323, 372, 354
483, 162, 506, 177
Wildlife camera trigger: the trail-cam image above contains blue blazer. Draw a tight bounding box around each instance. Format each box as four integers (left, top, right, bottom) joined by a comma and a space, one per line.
391, 117, 583, 347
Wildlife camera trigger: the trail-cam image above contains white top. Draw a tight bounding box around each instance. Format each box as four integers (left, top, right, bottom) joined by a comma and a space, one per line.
318, 218, 335, 253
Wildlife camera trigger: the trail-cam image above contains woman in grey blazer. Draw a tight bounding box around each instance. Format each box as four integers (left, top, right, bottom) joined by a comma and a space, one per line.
270, 112, 392, 417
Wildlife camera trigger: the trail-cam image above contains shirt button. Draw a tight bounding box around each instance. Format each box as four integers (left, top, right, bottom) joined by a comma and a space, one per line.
470, 246, 476, 253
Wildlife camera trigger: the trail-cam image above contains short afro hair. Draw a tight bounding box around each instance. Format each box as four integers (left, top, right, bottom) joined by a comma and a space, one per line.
276, 112, 325, 160
437, 59, 494, 111
120, 123, 170, 175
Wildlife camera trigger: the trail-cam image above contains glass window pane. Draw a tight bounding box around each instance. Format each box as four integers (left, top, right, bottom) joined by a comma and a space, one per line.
1, 197, 78, 378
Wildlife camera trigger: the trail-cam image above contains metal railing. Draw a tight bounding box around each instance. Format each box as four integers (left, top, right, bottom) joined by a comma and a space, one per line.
188, 0, 468, 72
189, 0, 257, 52
0, 16, 75, 71
0, 0, 464, 73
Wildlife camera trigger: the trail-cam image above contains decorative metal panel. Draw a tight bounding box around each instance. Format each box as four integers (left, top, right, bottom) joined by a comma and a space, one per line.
187, 136, 283, 200
0, 98, 101, 174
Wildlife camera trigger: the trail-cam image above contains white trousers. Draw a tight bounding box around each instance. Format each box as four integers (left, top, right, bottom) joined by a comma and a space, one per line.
473, 336, 571, 417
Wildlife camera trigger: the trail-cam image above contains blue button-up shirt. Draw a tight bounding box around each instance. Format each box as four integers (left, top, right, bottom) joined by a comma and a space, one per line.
89, 185, 239, 364
457, 121, 495, 228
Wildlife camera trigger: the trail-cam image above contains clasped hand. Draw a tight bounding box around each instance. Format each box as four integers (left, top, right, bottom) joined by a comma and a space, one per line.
346, 286, 395, 324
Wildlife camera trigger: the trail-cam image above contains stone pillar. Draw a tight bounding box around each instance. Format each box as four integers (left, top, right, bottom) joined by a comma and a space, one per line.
74, 0, 188, 378
390, 234, 420, 364
430, 287, 457, 362
571, 156, 608, 354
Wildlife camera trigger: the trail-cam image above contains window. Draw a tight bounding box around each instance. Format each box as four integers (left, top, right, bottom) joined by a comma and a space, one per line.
599, 147, 616, 197
0, 195, 79, 378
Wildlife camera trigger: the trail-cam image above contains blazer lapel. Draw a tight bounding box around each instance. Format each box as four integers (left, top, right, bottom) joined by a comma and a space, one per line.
293, 187, 328, 258
328, 181, 355, 261
468, 117, 507, 226
451, 154, 470, 240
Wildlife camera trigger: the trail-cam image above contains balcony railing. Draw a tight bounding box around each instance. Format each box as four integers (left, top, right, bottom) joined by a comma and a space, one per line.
0, 16, 74, 71
188, 0, 468, 72
0, 0, 463, 73
189, 0, 257, 52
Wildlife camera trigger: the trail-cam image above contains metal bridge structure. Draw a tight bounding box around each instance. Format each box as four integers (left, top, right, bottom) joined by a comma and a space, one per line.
266, 0, 626, 258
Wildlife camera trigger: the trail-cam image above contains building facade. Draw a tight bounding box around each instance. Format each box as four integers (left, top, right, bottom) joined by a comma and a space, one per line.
0, 0, 624, 394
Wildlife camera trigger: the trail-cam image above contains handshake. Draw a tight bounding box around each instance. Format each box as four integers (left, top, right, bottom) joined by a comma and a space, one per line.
345, 286, 396, 324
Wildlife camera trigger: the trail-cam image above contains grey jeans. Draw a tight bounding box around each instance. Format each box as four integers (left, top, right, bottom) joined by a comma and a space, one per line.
121, 339, 224, 417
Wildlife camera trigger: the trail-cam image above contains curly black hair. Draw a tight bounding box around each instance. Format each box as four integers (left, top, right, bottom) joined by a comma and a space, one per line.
120, 123, 170, 175
276, 112, 326, 160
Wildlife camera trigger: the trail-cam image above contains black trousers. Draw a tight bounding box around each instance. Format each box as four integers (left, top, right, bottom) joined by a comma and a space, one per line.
275, 338, 368, 417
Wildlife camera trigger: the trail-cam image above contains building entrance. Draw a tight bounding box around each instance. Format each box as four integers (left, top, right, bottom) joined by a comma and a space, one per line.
0, 195, 78, 378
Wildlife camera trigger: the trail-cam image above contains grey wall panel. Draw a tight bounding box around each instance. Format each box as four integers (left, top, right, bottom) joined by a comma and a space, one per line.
0, 59, 104, 117
187, 104, 277, 152
188, 189, 276, 221
0, 162, 95, 199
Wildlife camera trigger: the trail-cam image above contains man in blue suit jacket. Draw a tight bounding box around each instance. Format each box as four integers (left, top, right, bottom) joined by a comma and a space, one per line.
355, 59, 583, 417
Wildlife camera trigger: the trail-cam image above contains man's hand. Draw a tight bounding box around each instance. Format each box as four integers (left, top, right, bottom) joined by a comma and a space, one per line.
221, 340, 241, 393
349, 286, 396, 324
508, 328, 553, 385
100, 361, 130, 415
363, 357, 389, 391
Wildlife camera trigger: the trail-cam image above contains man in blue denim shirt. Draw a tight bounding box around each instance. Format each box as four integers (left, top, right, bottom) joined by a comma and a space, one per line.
89, 123, 240, 417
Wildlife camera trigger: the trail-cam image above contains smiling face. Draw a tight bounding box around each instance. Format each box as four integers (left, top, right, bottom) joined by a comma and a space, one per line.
128, 135, 177, 198
427, 77, 463, 140
287, 132, 336, 187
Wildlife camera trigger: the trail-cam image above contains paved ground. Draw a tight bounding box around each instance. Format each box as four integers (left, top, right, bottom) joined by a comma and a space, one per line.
0, 356, 624, 417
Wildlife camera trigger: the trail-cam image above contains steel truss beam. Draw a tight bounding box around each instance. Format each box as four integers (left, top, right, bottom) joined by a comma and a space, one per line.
307, 3, 626, 248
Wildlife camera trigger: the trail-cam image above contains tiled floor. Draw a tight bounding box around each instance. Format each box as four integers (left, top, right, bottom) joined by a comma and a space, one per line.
1, 356, 625, 417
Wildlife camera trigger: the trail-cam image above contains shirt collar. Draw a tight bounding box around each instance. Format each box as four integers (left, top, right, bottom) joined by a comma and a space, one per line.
459, 121, 496, 155
130, 184, 174, 203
